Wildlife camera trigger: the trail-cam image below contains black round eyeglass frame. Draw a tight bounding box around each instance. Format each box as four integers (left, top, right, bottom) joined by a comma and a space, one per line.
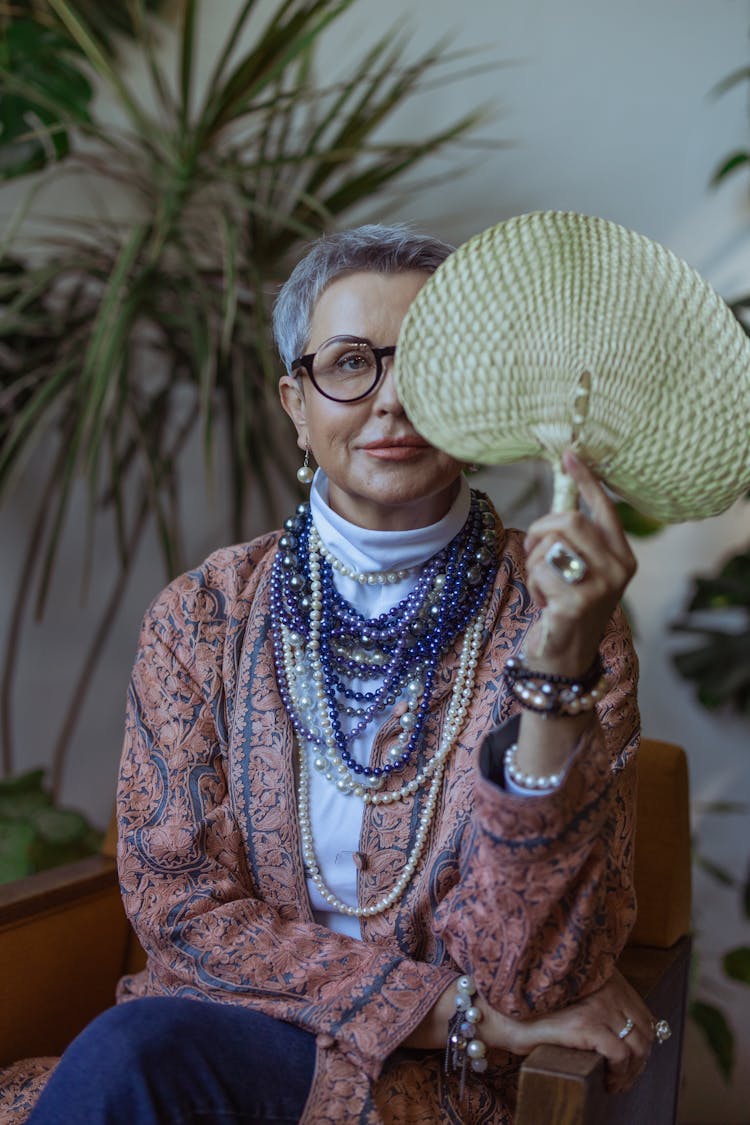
291, 336, 397, 403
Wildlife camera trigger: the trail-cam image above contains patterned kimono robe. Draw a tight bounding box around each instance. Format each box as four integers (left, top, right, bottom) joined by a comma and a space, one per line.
0, 521, 639, 1124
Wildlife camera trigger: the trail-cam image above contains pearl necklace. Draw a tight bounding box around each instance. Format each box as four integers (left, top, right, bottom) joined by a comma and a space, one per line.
365, 609, 484, 806
271, 493, 498, 914
280, 630, 425, 780
316, 539, 412, 585
293, 521, 492, 789
282, 605, 484, 803
297, 601, 487, 916
272, 497, 496, 791
300, 529, 436, 789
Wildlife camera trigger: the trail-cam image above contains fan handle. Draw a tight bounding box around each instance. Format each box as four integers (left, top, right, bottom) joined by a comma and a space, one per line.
551, 462, 579, 512
550, 370, 591, 511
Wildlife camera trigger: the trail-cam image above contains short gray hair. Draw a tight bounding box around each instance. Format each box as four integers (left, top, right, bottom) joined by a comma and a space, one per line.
272, 223, 454, 373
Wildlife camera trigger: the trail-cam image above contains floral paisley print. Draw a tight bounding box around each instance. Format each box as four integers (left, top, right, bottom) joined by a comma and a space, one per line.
0, 521, 639, 1124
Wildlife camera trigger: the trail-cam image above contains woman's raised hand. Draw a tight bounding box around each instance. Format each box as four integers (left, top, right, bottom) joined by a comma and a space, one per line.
523, 450, 637, 674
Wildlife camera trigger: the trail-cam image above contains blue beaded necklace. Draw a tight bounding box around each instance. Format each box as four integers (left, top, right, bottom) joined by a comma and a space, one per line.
271, 492, 497, 788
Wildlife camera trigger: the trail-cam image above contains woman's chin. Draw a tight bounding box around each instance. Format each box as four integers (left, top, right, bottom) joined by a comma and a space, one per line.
326, 468, 461, 531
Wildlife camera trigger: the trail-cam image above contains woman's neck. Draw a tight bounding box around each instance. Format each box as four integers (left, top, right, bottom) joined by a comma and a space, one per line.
309, 471, 471, 575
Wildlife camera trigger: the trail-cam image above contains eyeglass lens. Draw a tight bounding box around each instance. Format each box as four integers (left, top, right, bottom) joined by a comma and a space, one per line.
311, 338, 381, 401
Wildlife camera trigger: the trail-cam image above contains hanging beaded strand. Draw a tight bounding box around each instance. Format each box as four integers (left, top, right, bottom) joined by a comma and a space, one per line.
446, 975, 488, 1102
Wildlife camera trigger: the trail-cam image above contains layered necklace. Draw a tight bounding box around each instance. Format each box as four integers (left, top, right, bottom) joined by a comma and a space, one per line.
270, 492, 498, 916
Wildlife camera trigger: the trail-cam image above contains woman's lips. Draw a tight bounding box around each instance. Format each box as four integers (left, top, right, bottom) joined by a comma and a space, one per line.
361, 437, 431, 461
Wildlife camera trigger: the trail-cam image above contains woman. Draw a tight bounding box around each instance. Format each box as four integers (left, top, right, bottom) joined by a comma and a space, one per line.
19, 225, 653, 1124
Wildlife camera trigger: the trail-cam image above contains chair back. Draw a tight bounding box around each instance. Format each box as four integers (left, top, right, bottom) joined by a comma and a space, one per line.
629, 738, 691, 947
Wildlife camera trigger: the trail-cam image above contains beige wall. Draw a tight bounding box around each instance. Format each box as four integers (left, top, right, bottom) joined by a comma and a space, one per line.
2, 1, 750, 1119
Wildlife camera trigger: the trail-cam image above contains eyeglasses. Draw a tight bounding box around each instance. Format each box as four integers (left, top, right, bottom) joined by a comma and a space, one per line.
291, 335, 397, 403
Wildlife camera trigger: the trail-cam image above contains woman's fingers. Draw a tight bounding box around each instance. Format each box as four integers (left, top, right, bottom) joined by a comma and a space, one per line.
525, 451, 636, 574
513, 969, 657, 1094
561, 450, 633, 559
602, 1019, 654, 1092
523, 1011, 652, 1092
526, 528, 630, 591
526, 521, 637, 588
523, 529, 630, 664
520, 453, 637, 663
527, 514, 610, 568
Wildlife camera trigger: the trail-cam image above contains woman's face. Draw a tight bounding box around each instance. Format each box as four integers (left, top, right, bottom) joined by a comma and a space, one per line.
279, 269, 463, 531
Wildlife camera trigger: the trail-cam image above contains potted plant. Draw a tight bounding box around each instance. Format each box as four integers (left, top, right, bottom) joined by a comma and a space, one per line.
0, 0, 491, 876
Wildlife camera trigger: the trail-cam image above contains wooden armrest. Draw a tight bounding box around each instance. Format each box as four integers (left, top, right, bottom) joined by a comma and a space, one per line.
0, 855, 119, 922
0, 855, 130, 1064
515, 937, 691, 1125
517, 1044, 608, 1124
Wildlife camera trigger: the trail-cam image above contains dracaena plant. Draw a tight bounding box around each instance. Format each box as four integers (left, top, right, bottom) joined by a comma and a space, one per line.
0, 0, 168, 179
0, 0, 491, 798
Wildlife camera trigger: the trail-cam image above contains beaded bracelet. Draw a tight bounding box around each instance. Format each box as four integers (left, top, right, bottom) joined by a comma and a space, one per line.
445, 974, 488, 1101
502, 652, 608, 717
504, 742, 562, 790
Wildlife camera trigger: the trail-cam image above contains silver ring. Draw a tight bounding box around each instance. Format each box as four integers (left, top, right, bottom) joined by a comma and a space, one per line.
617, 1017, 635, 1040
655, 1019, 672, 1044
544, 539, 588, 584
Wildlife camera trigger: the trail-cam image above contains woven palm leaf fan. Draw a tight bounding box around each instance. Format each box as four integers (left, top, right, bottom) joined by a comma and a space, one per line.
394, 211, 750, 519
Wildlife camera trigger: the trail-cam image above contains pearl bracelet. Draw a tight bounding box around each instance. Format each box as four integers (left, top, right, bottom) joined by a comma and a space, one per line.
445, 974, 488, 1101
503, 652, 608, 717
504, 742, 562, 790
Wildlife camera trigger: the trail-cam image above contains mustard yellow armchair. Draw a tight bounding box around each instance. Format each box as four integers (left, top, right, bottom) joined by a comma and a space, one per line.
515, 737, 691, 1124
0, 738, 691, 1124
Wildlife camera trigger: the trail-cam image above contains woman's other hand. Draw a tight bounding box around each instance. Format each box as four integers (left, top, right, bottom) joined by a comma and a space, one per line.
505, 968, 656, 1093
523, 450, 637, 674
406, 970, 655, 1093
406, 970, 655, 1094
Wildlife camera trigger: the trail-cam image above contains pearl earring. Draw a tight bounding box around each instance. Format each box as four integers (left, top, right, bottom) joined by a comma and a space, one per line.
297, 445, 314, 485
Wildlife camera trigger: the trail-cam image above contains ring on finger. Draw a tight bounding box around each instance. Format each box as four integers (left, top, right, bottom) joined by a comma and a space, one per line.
544, 539, 588, 584
617, 1016, 635, 1040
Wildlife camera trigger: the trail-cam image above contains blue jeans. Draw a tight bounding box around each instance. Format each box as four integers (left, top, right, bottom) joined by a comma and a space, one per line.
27, 997, 317, 1124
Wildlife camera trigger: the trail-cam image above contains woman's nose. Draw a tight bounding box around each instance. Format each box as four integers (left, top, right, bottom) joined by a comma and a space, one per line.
373, 360, 404, 413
